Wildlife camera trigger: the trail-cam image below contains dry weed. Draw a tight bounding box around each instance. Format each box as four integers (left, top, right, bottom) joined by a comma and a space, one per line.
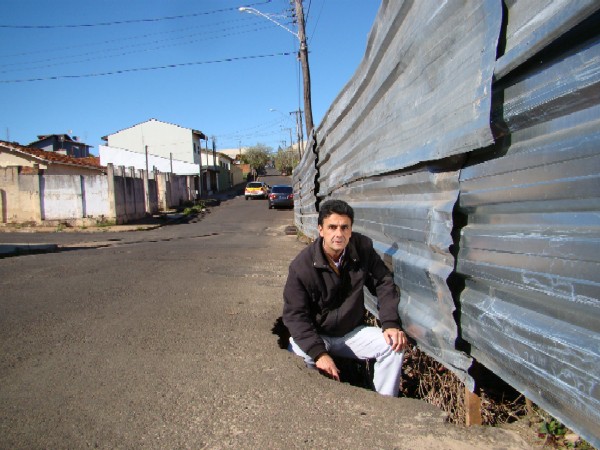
401, 345, 527, 426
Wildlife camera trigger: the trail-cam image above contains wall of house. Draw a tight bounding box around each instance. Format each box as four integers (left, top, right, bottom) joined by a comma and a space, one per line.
112, 167, 146, 223
155, 172, 195, 210
106, 120, 194, 164
100, 144, 233, 197
0, 164, 193, 226
100, 144, 202, 175
217, 161, 230, 190
42, 164, 103, 176
0, 152, 41, 168
230, 164, 244, 186
39, 174, 111, 221
0, 167, 41, 223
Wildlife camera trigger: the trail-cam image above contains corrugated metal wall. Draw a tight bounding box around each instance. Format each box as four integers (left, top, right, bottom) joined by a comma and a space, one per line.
458, 0, 600, 443
293, 0, 600, 446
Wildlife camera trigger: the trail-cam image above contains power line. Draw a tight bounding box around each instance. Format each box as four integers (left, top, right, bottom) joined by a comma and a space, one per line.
218, 117, 285, 139
0, 18, 261, 60
0, 0, 272, 29
0, 52, 293, 83
0, 23, 274, 74
307, 0, 325, 45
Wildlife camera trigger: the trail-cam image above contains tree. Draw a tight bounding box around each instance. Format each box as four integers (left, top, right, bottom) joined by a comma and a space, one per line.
274, 147, 298, 175
240, 143, 271, 174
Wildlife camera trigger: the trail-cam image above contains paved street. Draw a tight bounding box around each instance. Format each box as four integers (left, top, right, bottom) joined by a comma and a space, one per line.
0, 175, 530, 449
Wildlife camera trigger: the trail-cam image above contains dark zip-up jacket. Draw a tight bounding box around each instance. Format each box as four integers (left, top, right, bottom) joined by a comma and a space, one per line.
282, 232, 401, 360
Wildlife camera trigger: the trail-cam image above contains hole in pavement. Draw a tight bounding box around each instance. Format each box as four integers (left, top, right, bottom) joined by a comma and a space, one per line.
271, 316, 374, 390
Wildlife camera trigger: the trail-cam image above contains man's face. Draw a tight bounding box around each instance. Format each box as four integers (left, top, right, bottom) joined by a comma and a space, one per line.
318, 213, 352, 257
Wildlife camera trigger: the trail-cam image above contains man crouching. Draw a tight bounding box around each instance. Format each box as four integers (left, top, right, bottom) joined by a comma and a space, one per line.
283, 199, 408, 396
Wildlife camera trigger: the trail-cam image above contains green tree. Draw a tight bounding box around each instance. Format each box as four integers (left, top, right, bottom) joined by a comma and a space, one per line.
274, 147, 299, 175
240, 143, 271, 174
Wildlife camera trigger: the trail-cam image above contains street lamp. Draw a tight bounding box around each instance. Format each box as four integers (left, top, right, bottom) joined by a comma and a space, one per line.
239, 7, 298, 38
239, 3, 314, 150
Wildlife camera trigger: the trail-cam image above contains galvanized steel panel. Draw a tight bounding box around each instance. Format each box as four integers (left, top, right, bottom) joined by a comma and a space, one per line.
495, 0, 600, 79
331, 169, 474, 388
290, 1, 599, 444
495, 35, 600, 133
293, 134, 319, 239
461, 289, 599, 445
458, 90, 600, 445
316, 0, 501, 195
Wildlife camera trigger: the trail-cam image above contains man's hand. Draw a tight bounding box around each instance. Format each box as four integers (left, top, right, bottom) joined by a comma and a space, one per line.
315, 353, 340, 381
383, 328, 409, 353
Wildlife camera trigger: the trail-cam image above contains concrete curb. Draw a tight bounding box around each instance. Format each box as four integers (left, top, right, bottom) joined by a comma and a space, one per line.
0, 243, 59, 257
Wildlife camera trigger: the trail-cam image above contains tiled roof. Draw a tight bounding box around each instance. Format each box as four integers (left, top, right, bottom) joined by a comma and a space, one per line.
0, 140, 105, 171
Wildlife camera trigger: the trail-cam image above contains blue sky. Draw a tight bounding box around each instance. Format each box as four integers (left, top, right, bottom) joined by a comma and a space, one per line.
0, 0, 381, 154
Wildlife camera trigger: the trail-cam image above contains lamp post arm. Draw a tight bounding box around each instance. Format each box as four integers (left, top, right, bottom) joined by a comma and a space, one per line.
240, 2, 313, 153
239, 7, 299, 40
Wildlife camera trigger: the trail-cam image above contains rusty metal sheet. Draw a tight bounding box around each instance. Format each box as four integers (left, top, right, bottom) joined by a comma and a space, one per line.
495, 0, 600, 79
458, 101, 600, 446
316, 0, 501, 195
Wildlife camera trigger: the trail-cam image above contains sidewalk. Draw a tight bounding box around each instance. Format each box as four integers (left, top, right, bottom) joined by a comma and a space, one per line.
0, 184, 246, 256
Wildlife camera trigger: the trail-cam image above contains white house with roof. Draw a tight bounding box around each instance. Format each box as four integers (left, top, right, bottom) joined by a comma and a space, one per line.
100, 119, 243, 194
102, 118, 207, 165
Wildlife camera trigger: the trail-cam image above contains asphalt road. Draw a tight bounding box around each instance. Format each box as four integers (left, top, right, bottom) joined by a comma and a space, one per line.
0, 174, 530, 449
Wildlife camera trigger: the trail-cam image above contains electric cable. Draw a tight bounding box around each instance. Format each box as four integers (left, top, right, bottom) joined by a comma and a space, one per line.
0, 0, 272, 29
0, 51, 293, 83
0, 17, 262, 61
0, 23, 274, 74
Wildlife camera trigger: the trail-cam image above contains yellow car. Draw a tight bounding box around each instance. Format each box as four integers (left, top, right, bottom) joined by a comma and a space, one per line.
245, 181, 269, 200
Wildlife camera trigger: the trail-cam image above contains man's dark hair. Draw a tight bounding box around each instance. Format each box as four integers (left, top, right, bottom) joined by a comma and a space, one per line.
318, 199, 354, 226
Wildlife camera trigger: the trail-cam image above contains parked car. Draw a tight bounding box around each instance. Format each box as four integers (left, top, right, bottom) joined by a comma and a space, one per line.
268, 185, 294, 209
245, 181, 268, 200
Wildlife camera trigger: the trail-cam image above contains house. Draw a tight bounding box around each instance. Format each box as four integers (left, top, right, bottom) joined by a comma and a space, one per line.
216, 153, 244, 190
0, 140, 104, 175
102, 118, 207, 165
219, 147, 248, 161
100, 118, 243, 194
0, 140, 106, 226
99, 144, 243, 194
0, 140, 198, 226
29, 134, 92, 158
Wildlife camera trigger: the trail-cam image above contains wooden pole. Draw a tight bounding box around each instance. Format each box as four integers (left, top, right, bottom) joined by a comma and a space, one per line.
294, 0, 313, 139
465, 387, 483, 426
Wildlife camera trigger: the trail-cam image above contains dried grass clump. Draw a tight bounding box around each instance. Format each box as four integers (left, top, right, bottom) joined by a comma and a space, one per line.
401, 346, 465, 423
401, 345, 527, 426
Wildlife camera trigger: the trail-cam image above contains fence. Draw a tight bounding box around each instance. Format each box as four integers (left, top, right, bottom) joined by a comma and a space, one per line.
293, 1, 599, 446
0, 164, 197, 226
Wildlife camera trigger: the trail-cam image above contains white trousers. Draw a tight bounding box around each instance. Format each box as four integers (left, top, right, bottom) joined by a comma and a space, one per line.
289, 326, 404, 397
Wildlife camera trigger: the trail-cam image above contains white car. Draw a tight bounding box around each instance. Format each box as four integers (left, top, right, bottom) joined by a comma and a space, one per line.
245, 182, 268, 200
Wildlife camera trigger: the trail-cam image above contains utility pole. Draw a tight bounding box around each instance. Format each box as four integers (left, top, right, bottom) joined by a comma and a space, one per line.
294, 0, 313, 140
291, 110, 304, 157
239, 3, 313, 147
212, 137, 218, 192
198, 140, 204, 198
286, 128, 294, 154
144, 146, 150, 214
